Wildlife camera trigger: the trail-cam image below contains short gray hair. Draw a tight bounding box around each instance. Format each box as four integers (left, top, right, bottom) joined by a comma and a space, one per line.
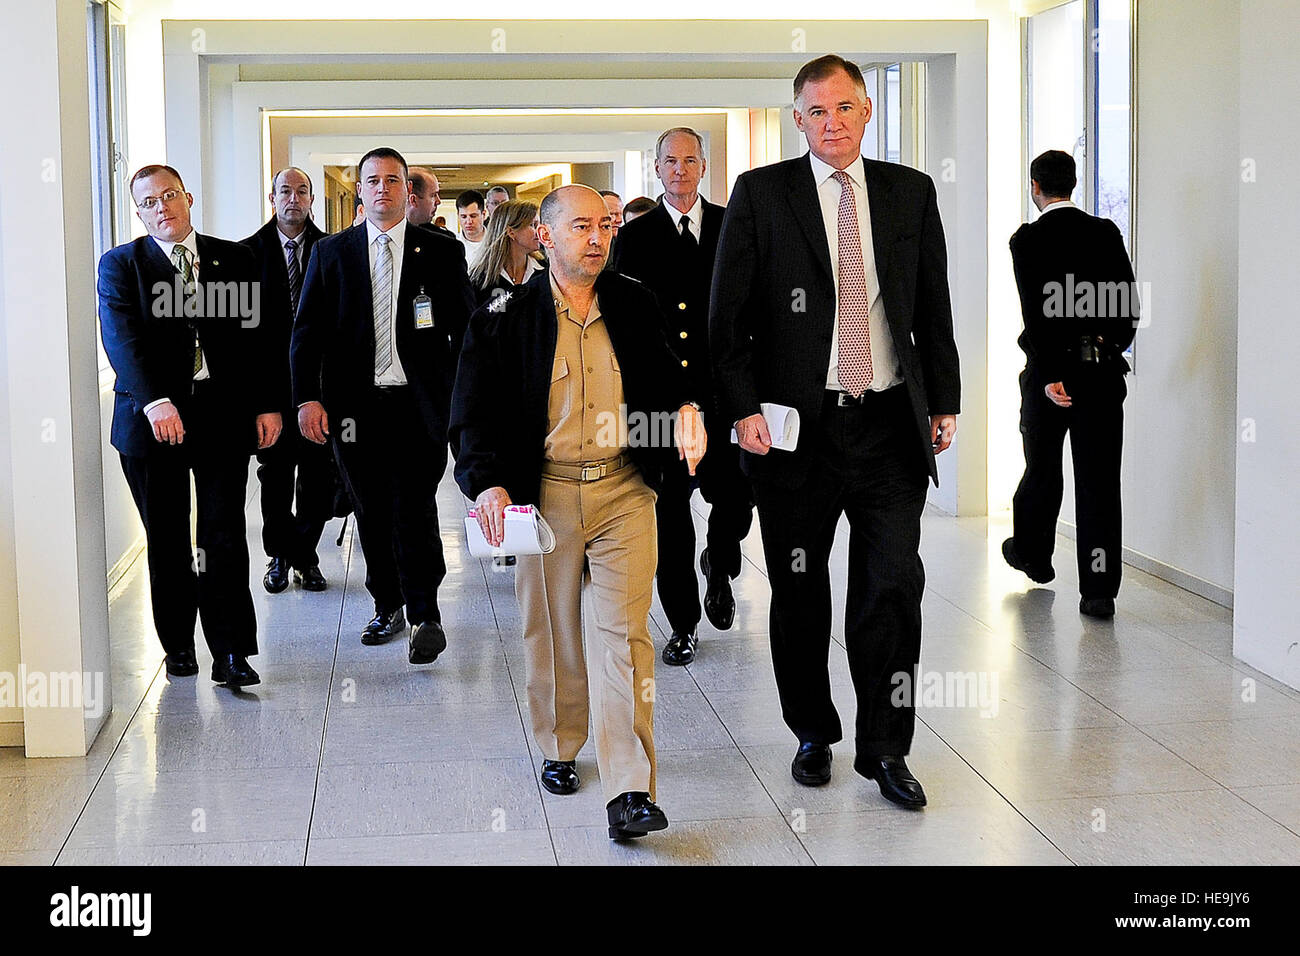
655, 127, 705, 160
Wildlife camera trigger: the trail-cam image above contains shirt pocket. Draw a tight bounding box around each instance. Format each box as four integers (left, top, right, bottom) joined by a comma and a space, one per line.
548, 355, 571, 424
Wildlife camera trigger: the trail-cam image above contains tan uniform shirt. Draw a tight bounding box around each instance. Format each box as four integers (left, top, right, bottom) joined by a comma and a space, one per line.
545, 273, 626, 464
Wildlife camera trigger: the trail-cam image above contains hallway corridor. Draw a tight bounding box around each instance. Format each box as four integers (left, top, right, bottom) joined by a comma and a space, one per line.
3, 472, 1298, 866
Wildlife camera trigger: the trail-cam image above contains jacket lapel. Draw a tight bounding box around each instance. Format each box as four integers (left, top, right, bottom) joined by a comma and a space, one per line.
524, 271, 557, 419
862, 159, 895, 298
787, 154, 833, 279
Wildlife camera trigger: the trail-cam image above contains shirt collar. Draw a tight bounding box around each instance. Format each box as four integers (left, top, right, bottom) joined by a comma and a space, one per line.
549, 271, 600, 326
366, 217, 406, 247
277, 226, 306, 249
152, 229, 198, 264
809, 151, 866, 190
663, 194, 703, 232
1039, 199, 1078, 216
501, 256, 543, 286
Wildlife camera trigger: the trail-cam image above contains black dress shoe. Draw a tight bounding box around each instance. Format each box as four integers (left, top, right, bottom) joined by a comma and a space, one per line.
211, 653, 261, 688
791, 742, 833, 786
361, 607, 405, 645
408, 620, 447, 665
263, 557, 290, 594
294, 566, 327, 591
540, 759, 579, 795
1001, 537, 1055, 584
855, 754, 927, 809
606, 791, 669, 840
700, 549, 737, 631
164, 649, 198, 677
662, 630, 698, 666
1079, 596, 1116, 618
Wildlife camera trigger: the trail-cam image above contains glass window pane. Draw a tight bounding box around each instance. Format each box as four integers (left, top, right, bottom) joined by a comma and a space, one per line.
1027, 0, 1085, 206
862, 67, 879, 161
1097, 0, 1132, 245
885, 64, 901, 164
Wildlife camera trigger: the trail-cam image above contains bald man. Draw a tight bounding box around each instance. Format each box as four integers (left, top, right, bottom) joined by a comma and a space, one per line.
450, 185, 707, 839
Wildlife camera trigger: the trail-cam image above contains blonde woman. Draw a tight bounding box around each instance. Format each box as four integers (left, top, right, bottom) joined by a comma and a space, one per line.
468, 199, 545, 307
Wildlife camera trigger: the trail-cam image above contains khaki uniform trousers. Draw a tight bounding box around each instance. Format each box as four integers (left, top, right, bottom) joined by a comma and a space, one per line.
515, 464, 659, 803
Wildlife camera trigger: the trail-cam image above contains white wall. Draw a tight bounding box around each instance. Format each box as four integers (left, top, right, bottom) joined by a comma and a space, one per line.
1234, 0, 1300, 688
1059, 0, 1240, 603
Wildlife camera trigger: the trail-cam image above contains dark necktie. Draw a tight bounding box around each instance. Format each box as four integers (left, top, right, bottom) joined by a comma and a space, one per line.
284, 239, 302, 314
679, 214, 698, 251
171, 245, 201, 376
832, 170, 873, 396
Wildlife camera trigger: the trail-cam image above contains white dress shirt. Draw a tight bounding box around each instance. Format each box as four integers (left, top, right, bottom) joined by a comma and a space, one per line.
664, 194, 703, 241
278, 227, 306, 270
143, 230, 208, 414
808, 152, 902, 392
1039, 199, 1078, 216
367, 217, 409, 386
500, 255, 543, 287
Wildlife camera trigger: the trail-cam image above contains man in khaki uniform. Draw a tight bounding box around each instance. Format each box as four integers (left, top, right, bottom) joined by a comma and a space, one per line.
450, 185, 706, 840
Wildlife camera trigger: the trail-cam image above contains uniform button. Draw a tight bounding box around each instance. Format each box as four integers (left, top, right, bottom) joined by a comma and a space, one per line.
587, 367, 593, 373
587, 402, 594, 409
677, 302, 687, 310
586, 439, 593, 445
681, 360, 688, 367
679, 331, 688, 339
583, 333, 588, 339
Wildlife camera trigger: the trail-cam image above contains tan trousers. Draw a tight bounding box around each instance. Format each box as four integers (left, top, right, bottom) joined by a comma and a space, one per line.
515, 465, 659, 803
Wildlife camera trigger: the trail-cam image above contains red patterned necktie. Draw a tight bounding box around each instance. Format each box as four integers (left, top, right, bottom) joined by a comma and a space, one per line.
833, 170, 873, 397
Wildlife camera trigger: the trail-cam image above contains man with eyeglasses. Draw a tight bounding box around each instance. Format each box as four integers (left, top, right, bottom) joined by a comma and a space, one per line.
98, 164, 279, 689
292, 147, 475, 663
241, 167, 332, 597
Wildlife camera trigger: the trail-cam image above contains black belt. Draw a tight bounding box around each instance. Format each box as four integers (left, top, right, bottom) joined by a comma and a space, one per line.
825, 384, 904, 408
1075, 335, 1122, 365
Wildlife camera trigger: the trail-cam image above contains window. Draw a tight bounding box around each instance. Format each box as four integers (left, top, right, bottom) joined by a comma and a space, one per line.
1023, 0, 1135, 248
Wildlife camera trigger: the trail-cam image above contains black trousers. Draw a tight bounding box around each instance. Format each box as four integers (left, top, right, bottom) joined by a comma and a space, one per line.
119, 392, 257, 660
255, 419, 334, 569
1012, 366, 1126, 599
751, 387, 929, 757
332, 387, 447, 625
654, 417, 754, 634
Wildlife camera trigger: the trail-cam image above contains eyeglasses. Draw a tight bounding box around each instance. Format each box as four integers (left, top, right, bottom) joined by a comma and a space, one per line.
137, 188, 182, 211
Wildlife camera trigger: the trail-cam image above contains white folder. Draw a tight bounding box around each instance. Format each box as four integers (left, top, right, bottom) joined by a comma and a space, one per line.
464, 505, 556, 558
730, 402, 800, 452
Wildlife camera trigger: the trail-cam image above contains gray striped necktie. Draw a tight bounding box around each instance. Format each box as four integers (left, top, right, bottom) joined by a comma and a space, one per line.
284, 239, 302, 314
372, 233, 393, 376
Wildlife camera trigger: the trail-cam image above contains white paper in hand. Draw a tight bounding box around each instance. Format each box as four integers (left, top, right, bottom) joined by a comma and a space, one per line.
464, 505, 556, 558
730, 403, 800, 451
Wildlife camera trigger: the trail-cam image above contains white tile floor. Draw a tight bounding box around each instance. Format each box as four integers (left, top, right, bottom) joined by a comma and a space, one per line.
3, 468, 1299, 866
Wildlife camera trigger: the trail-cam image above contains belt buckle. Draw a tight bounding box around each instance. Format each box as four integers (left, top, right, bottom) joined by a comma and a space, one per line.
580, 463, 605, 481
837, 392, 862, 407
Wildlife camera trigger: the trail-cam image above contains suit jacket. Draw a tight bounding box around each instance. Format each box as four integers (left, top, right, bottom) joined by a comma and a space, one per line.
1009, 206, 1137, 387
607, 197, 724, 411
98, 234, 272, 457
449, 268, 695, 506
290, 221, 474, 446
709, 154, 961, 487
241, 216, 326, 412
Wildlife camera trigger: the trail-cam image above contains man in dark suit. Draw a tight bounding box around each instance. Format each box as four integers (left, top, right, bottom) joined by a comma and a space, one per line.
610, 126, 754, 665
407, 168, 458, 243
1003, 150, 1138, 618
450, 184, 706, 839
242, 167, 332, 595
710, 55, 961, 809
292, 147, 474, 664
98, 164, 280, 688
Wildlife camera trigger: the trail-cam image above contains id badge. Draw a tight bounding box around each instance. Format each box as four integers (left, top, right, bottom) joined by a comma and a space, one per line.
413, 294, 434, 330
